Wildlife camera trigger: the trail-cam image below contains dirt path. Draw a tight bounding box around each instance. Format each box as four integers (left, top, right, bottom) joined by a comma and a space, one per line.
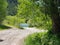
0, 27, 47, 45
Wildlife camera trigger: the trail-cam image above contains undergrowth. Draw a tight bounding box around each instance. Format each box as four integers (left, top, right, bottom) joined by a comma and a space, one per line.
25, 31, 60, 45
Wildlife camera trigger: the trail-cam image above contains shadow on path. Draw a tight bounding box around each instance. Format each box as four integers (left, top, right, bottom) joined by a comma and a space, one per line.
0, 25, 11, 29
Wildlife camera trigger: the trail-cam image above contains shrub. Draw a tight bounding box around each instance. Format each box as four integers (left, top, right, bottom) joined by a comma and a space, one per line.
3, 15, 25, 28
25, 32, 60, 45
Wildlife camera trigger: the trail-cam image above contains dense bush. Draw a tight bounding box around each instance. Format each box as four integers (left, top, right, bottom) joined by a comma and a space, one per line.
25, 32, 60, 45
3, 15, 25, 28
30, 15, 52, 30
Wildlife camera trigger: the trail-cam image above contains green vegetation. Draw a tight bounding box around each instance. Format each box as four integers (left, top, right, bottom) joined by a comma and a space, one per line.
0, 0, 7, 24
0, 25, 11, 30
3, 15, 25, 28
0, 0, 60, 45
22, 0, 60, 45
25, 32, 60, 45
2, 0, 52, 30
0, 0, 52, 30
3, 14, 52, 30
0, 0, 8, 30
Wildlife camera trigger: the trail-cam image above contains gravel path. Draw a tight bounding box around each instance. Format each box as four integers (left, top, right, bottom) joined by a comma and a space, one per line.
0, 27, 47, 45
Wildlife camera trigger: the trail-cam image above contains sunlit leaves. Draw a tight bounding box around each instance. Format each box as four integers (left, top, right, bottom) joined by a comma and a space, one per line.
16, 0, 52, 29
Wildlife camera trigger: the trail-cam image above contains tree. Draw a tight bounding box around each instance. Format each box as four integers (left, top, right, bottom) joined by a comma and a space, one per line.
17, 0, 51, 28
17, 0, 41, 23
0, 0, 8, 24
41, 0, 60, 34
7, 0, 18, 15
32, 0, 60, 34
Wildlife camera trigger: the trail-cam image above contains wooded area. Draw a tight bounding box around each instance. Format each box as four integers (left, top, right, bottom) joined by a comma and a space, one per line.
0, 0, 60, 45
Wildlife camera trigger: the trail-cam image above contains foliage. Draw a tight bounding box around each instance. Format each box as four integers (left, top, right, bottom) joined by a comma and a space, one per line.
7, 0, 18, 15
25, 32, 60, 45
3, 15, 25, 28
16, 0, 52, 30
17, 0, 38, 19
3, 15, 52, 30
0, 0, 8, 24
30, 15, 52, 30
42, 0, 60, 34
2, 0, 52, 30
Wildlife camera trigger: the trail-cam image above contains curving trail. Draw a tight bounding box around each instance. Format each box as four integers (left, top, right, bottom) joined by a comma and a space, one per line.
0, 27, 47, 45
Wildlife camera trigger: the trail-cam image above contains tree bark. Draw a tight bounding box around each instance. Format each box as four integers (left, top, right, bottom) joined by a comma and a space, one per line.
49, 0, 60, 34
51, 14, 60, 34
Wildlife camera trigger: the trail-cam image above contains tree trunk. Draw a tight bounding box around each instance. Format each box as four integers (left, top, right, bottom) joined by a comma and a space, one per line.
49, 0, 60, 34
51, 14, 60, 34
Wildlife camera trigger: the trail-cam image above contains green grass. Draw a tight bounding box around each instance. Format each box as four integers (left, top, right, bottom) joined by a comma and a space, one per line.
0, 25, 11, 30
25, 31, 60, 45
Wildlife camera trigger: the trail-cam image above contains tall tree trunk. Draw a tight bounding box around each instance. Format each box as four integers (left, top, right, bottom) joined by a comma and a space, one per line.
49, 0, 60, 34
51, 14, 60, 34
